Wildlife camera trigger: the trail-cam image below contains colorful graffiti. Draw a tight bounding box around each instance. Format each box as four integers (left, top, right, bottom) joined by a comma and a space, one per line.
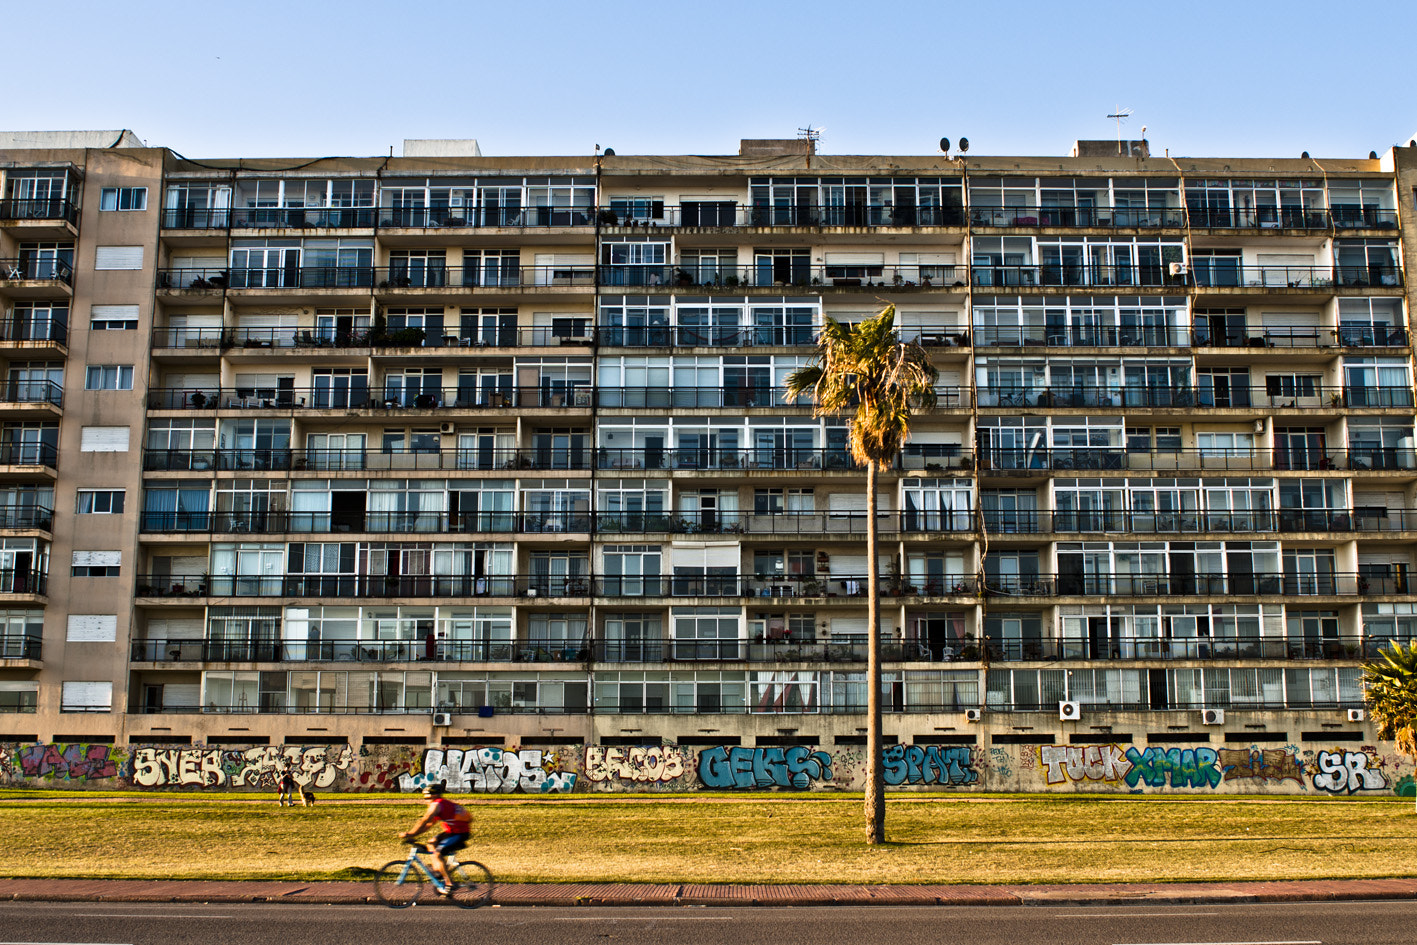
882, 745, 979, 786
16, 743, 123, 781
1038, 744, 1133, 786
697, 745, 832, 789
399, 747, 577, 794
130, 745, 354, 788
1217, 748, 1305, 785
584, 745, 689, 785
1312, 750, 1388, 794
1123, 746, 1223, 789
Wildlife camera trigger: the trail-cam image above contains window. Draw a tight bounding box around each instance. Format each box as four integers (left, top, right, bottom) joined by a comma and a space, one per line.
60, 681, 113, 712
72, 550, 121, 577
90, 304, 139, 330
99, 187, 148, 211
93, 246, 144, 270
66, 614, 117, 642
76, 489, 124, 514
81, 426, 129, 452
85, 364, 133, 391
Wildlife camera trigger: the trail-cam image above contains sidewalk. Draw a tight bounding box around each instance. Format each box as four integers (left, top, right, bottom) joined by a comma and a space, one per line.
2, 877, 1416, 907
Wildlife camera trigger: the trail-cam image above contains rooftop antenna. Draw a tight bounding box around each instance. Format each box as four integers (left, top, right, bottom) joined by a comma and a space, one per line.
1107, 106, 1132, 154
797, 125, 823, 167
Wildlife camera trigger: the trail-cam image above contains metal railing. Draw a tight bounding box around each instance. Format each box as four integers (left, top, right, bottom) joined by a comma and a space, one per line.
970, 206, 1187, 228
130, 637, 580, 663
0, 568, 46, 595
1190, 325, 1410, 348
139, 509, 589, 535
1191, 264, 1401, 289
0, 634, 40, 659
596, 447, 860, 472
0, 443, 57, 468
976, 447, 1417, 473
985, 571, 1403, 598
982, 634, 1367, 662
0, 505, 52, 530
0, 258, 72, 285
379, 206, 595, 228
0, 198, 79, 225
0, 317, 67, 345
0, 379, 61, 407
977, 384, 1412, 410
972, 325, 1191, 347
1187, 207, 1399, 230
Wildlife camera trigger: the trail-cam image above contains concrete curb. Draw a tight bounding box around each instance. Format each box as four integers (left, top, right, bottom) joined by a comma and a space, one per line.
3, 877, 1417, 907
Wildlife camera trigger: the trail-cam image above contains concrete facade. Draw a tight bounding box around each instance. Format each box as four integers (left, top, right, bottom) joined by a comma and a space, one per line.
1, 132, 1416, 792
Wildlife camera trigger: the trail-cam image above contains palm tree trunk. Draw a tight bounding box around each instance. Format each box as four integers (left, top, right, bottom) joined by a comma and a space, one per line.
864, 461, 885, 844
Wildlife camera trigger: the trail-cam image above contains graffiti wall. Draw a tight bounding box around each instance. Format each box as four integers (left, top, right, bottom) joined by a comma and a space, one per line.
0, 739, 1410, 795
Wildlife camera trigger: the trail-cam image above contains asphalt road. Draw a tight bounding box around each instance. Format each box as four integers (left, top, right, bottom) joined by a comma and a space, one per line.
1, 900, 1415, 945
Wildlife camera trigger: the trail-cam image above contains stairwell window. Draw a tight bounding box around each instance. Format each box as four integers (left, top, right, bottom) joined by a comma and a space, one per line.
85, 364, 133, 391
99, 187, 148, 211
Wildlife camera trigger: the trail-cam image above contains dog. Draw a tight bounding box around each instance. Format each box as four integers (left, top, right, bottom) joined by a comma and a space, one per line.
300, 789, 316, 807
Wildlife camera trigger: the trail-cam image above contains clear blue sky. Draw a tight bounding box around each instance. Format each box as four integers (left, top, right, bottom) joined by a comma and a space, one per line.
12, 0, 1415, 160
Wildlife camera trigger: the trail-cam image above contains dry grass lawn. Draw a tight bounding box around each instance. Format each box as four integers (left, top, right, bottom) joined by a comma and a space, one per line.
2, 792, 1414, 885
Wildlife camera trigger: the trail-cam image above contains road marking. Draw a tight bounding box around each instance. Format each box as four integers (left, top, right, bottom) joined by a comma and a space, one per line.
1056, 912, 1221, 917
1113, 940, 1321, 945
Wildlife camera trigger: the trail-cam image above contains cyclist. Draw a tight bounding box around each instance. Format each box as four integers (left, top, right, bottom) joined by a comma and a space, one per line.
400, 780, 471, 894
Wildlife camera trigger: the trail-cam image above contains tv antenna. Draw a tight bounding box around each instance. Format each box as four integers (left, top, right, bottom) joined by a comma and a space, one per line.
797, 125, 824, 144
1107, 107, 1132, 153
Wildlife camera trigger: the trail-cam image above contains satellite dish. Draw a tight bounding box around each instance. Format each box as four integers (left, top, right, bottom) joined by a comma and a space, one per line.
939, 137, 950, 153
603, 148, 615, 156
958, 137, 970, 153
1301, 151, 1310, 159
1369, 150, 1378, 160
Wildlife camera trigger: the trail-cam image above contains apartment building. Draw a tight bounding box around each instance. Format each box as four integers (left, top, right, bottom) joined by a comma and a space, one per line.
1, 131, 1413, 778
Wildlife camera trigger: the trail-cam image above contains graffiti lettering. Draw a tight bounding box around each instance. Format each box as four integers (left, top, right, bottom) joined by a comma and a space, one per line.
1123, 746, 1222, 789
1313, 750, 1388, 794
400, 748, 576, 794
584, 746, 688, 784
16, 744, 120, 781
881, 745, 979, 786
130, 746, 352, 789
1038, 744, 1133, 785
1218, 748, 1304, 785
697, 746, 832, 789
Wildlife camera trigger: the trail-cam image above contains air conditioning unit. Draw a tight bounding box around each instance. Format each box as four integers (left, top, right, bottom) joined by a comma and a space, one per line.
439, 422, 456, 435
1168, 262, 1188, 276
964, 708, 982, 722
431, 712, 452, 726
1348, 708, 1366, 722
1058, 700, 1082, 721
572, 390, 593, 407
1201, 708, 1225, 725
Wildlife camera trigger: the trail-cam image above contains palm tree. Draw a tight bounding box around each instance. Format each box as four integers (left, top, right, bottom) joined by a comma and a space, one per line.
784, 303, 938, 843
1363, 640, 1417, 809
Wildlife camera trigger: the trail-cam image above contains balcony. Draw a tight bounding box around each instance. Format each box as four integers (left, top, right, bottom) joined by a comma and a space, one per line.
1192, 264, 1401, 290
1188, 207, 1398, 231
597, 447, 859, 473
0, 442, 57, 473
139, 509, 590, 536
0, 379, 62, 411
978, 384, 1410, 411
0, 316, 67, 348
970, 206, 1187, 228
0, 633, 40, 661
146, 384, 598, 412
973, 325, 1190, 347
976, 447, 1417, 475
982, 633, 1365, 662
985, 571, 1397, 598
601, 203, 966, 229
0, 258, 73, 295
229, 207, 376, 230
0, 505, 52, 531
0, 568, 46, 596
379, 206, 594, 229
0, 198, 80, 236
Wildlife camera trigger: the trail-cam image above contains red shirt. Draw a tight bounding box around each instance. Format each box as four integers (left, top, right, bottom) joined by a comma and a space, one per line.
430, 797, 471, 834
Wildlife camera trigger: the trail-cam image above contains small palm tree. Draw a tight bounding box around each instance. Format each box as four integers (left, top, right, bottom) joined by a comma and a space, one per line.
784, 302, 938, 844
1363, 640, 1417, 809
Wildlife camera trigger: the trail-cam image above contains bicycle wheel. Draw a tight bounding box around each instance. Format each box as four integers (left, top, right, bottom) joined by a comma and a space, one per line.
374, 860, 427, 908
448, 861, 494, 908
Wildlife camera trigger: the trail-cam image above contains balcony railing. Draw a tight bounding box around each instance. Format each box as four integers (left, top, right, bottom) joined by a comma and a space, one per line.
379, 206, 595, 228
0, 569, 46, 595
977, 447, 1416, 473
596, 447, 860, 472
130, 637, 571, 663
1187, 207, 1399, 230
0, 634, 40, 659
978, 384, 1412, 410
139, 509, 591, 535
1192, 265, 1401, 289
972, 325, 1191, 347
0, 505, 52, 530
970, 206, 1187, 228
985, 571, 1401, 598
0, 379, 61, 407
0, 316, 67, 345
0, 258, 73, 285
0, 443, 57, 468
0, 198, 79, 225
982, 633, 1367, 662
1190, 325, 1410, 348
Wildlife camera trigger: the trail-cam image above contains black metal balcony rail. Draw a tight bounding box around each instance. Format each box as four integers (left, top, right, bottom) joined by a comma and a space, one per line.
984, 570, 1403, 598
138, 509, 590, 535
0, 317, 67, 345
598, 203, 970, 228
1192, 325, 1411, 348
597, 325, 817, 347
0, 197, 79, 225
231, 207, 378, 229
142, 446, 601, 473
970, 206, 1188, 228
984, 508, 1417, 535
976, 446, 1417, 474
596, 446, 861, 472
0, 633, 40, 659
0, 258, 73, 285
145, 385, 595, 411
0, 505, 52, 530
130, 636, 583, 664
972, 325, 1192, 347
982, 634, 1371, 662
1192, 264, 1402, 289
156, 267, 230, 290
0, 442, 57, 468
978, 383, 1413, 410
0, 379, 61, 408
1187, 207, 1399, 230
0, 568, 46, 595
380, 205, 595, 228
972, 263, 1179, 289
598, 509, 937, 537
162, 207, 230, 229
600, 263, 967, 290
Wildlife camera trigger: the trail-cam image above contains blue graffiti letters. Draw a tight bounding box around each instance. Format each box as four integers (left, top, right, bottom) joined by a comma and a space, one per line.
1123, 746, 1222, 789
697, 745, 833, 789
882, 745, 979, 786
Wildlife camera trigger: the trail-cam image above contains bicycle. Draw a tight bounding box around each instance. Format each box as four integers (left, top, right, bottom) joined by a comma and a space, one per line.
374, 838, 493, 908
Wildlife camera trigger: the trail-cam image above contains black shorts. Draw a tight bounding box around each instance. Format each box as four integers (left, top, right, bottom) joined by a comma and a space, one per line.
433, 832, 469, 855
